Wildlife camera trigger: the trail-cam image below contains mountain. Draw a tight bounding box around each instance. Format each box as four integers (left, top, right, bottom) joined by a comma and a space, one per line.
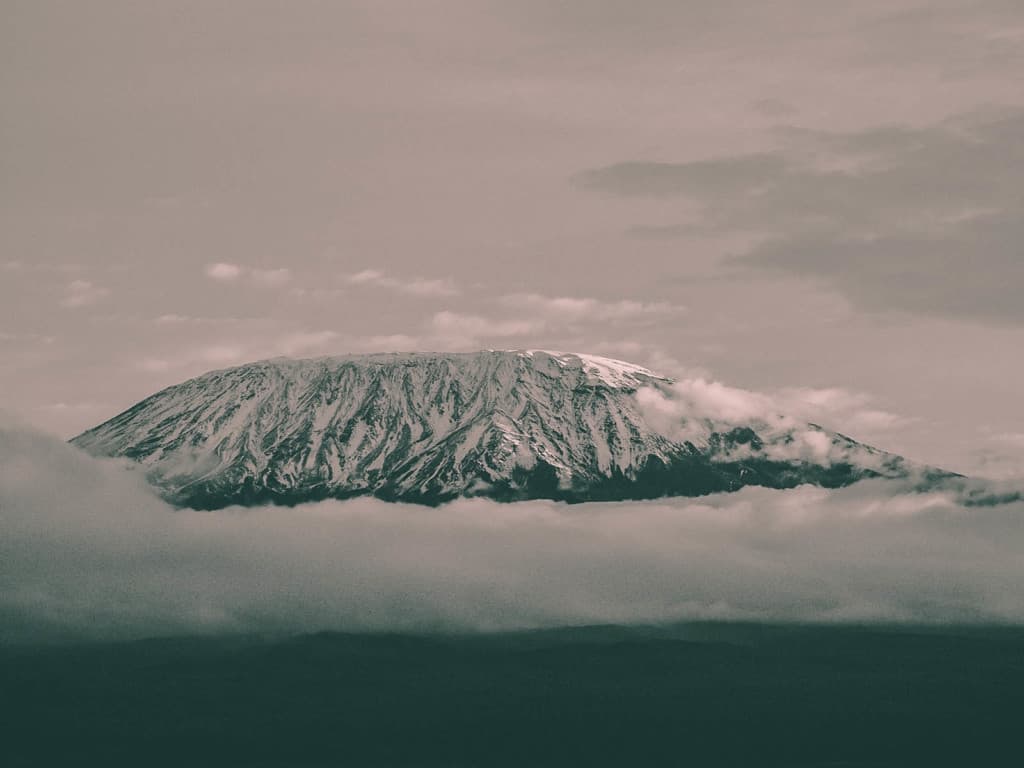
72, 350, 920, 508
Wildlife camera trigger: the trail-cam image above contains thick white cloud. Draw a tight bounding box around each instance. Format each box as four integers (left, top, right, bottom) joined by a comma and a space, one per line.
635, 375, 911, 459
3, 420, 1024, 643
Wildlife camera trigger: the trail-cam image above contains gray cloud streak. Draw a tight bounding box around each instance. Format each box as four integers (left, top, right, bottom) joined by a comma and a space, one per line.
576, 108, 1024, 323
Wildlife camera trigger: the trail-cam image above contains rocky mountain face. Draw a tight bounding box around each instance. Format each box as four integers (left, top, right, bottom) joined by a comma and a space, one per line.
72, 350, 917, 508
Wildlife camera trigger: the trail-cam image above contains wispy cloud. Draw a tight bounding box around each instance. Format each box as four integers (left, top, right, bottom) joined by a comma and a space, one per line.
348, 334, 423, 352
277, 330, 339, 356
347, 269, 385, 284
431, 311, 543, 340
391, 293, 688, 351
773, 386, 912, 436
970, 432, 1024, 481
251, 267, 292, 286
138, 329, 340, 374
60, 280, 108, 308
204, 263, 295, 288
992, 432, 1024, 448
205, 262, 244, 281
346, 269, 460, 297
35, 401, 112, 416
153, 313, 253, 326
500, 293, 684, 323
0, 331, 57, 346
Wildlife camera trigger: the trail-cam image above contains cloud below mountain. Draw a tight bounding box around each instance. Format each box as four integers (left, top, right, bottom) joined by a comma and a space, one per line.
2, 418, 1023, 643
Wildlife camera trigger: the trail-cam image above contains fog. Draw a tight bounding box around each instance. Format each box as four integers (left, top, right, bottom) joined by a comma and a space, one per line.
2, 418, 1023, 643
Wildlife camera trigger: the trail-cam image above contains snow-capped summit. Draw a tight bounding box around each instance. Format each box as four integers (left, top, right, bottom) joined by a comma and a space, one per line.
72, 350, 918, 508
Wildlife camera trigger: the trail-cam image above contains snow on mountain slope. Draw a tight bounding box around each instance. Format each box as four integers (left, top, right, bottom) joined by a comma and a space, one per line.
71, 350, 918, 508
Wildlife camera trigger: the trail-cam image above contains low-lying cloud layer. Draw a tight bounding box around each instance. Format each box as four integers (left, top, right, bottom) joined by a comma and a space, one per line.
2, 418, 1023, 643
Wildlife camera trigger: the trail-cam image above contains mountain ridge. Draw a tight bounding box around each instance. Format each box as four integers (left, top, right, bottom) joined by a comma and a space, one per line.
71, 349, 921, 508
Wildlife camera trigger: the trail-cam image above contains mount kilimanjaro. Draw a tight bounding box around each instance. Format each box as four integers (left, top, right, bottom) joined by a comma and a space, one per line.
71, 350, 922, 508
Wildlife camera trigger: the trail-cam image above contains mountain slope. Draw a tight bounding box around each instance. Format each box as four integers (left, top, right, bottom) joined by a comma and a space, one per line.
72, 350, 916, 508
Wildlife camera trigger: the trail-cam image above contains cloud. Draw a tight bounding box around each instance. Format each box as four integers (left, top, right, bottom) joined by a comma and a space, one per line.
60, 280, 108, 308
500, 293, 685, 323
772, 386, 912, 436
251, 267, 291, 286
0, 331, 57, 345
155, 313, 191, 324
154, 314, 251, 326
402, 278, 461, 297
346, 269, 460, 297
349, 334, 423, 352
624, 224, 692, 240
347, 269, 385, 284
136, 329, 340, 374
992, 432, 1024, 448
3, 420, 1024, 643
276, 330, 339, 356
968, 432, 1024, 481
286, 286, 347, 300
848, 0, 1024, 76
198, 344, 247, 364
412, 293, 685, 350
36, 402, 110, 414
205, 262, 244, 281
138, 358, 173, 373
637, 377, 778, 428
575, 107, 1024, 324
431, 311, 544, 341
574, 154, 788, 199
204, 264, 293, 286
139, 345, 249, 373
970, 448, 1024, 482
634, 375, 911, 463
752, 98, 797, 117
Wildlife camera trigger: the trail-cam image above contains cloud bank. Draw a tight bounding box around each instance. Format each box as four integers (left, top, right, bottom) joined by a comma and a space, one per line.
2, 419, 1023, 643
576, 107, 1024, 324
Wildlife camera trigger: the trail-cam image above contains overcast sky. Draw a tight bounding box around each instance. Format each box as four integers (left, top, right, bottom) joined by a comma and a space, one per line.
3, 0, 1024, 478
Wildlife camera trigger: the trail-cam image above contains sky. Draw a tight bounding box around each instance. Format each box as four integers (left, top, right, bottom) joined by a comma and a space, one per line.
3, 0, 1024, 478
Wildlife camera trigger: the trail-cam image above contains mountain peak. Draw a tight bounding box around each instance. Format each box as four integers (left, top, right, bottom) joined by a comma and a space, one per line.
72, 350, 914, 508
